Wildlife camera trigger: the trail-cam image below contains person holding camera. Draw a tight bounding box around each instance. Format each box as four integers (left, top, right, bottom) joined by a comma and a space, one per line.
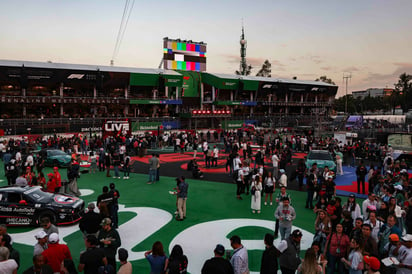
274, 197, 296, 240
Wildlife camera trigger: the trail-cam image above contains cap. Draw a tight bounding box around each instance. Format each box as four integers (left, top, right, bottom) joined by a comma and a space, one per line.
389, 234, 400, 241
349, 194, 355, 198
53, 167, 58, 170
87, 202, 95, 210
35, 231, 48, 239
47, 173, 54, 178
401, 169, 408, 174
214, 244, 225, 255
364, 256, 380, 271
100, 217, 112, 226
395, 185, 403, 191
292, 229, 303, 238
48, 233, 59, 243
280, 169, 285, 173
403, 234, 412, 242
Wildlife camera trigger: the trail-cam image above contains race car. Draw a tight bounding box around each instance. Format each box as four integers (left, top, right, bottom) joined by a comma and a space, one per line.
0, 186, 84, 226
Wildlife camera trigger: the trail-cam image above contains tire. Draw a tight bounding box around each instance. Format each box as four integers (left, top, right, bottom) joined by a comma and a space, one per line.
36, 210, 57, 226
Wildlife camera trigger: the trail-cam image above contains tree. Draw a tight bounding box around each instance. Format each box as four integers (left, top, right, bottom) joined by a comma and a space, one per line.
315, 76, 336, 85
394, 73, 412, 112
235, 64, 252, 76
256, 60, 271, 77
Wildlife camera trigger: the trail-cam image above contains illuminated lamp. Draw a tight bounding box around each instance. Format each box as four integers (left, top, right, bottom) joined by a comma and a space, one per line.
202, 110, 206, 114
226, 110, 231, 114
206, 110, 210, 114
213, 110, 216, 114
193, 110, 197, 114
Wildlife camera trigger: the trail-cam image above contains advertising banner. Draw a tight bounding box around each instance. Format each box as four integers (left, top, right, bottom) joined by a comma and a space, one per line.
102, 119, 131, 139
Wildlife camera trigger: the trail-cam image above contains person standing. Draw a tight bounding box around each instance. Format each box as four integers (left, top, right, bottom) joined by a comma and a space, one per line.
271, 152, 279, 179
97, 218, 121, 270
41, 217, 58, 237
201, 244, 233, 274
67, 158, 81, 197
275, 197, 296, 240
109, 183, 120, 229
0, 246, 18, 274
148, 153, 159, 184
229, 235, 248, 274
278, 169, 287, 188
166, 244, 188, 274
52, 167, 62, 193
260, 233, 278, 274
277, 229, 302, 274
212, 145, 219, 167
297, 247, 326, 274
145, 241, 168, 274
79, 203, 102, 238
176, 176, 188, 221
42, 233, 72, 273
250, 175, 262, 214
105, 152, 111, 177
123, 152, 131, 179
78, 235, 107, 274
33, 231, 48, 256
356, 160, 368, 194
117, 248, 132, 274
264, 171, 276, 206
341, 237, 363, 274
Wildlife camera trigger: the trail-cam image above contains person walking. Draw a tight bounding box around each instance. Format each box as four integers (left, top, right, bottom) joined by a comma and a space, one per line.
277, 229, 303, 274
260, 233, 278, 274
274, 197, 296, 240
229, 235, 248, 274
176, 176, 188, 221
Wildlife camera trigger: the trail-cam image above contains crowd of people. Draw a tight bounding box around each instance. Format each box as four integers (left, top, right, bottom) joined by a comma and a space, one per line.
0, 128, 411, 273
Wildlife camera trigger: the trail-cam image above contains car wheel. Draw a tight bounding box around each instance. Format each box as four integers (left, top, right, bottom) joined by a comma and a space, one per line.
37, 210, 57, 226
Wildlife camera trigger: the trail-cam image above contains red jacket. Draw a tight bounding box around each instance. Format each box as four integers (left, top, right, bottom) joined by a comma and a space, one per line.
42, 243, 72, 273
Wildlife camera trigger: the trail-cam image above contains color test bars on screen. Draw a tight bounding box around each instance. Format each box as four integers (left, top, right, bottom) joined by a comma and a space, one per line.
163, 38, 207, 72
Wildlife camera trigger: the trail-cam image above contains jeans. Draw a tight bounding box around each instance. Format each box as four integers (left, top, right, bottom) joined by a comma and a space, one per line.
327, 252, 345, 274
123, 166, 130, 177
149, 169, 157, 183
279, 226, 291, 240
114, 165, 119, 177
306, 190, 314, 208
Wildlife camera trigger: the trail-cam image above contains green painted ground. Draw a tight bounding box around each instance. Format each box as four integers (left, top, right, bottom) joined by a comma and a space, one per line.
0, 163, 353, 273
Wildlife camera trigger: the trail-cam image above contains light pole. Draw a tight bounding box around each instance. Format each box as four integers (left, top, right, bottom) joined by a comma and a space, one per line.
343, 73, 352, 114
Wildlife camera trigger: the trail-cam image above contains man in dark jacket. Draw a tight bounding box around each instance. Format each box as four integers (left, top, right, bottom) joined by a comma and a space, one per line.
277, 229, 302, 274
201, 244, 234, 274
260, 233, 279, 274
97, 218, 121, 269
79, 203, 102, 238
356, 160, 368, 194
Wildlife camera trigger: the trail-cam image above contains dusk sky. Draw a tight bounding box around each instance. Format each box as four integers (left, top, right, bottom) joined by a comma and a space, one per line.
1, 0, 412, 97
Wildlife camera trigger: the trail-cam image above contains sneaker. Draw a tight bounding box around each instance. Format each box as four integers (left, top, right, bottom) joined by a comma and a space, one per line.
123, 177, 126, 179
270, 202, 272, 206
264, 202, 267, 206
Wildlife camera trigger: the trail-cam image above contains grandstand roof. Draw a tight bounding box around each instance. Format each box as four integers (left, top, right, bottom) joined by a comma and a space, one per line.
0, 59, 181, 76
208, 72, 337, 87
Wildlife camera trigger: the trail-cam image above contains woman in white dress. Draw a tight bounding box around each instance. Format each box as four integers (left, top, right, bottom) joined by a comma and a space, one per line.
251, 175, 263, 214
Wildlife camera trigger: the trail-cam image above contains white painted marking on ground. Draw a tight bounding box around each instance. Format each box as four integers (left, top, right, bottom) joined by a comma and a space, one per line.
79, 189, 94, 196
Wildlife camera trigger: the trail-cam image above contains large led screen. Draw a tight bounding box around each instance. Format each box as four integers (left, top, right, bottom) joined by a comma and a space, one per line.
163, 38, 207, 72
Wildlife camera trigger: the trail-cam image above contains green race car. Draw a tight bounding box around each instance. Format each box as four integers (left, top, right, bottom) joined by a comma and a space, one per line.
305, 150, 336, 172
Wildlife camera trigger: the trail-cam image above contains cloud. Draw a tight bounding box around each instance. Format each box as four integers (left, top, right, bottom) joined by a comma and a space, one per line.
342, 66, 361, 73
320, 66, 334, 71
296, 54, 323, 64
